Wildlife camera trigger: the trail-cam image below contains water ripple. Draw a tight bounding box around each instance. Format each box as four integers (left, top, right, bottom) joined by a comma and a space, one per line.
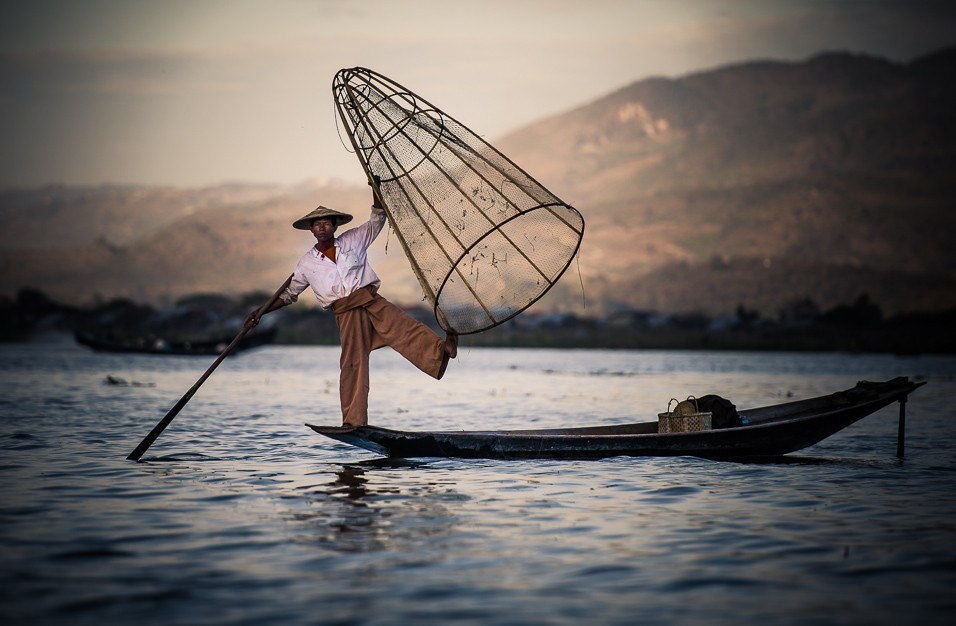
1, 342, 954, 625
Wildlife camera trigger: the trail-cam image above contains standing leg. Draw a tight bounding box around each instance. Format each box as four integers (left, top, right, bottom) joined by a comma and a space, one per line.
335, 306, 375, 426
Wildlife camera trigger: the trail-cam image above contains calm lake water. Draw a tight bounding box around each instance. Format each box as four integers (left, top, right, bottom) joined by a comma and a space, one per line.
1, 334, 955, 625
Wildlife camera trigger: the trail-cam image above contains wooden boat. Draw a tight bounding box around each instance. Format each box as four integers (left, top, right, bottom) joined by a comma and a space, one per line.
307, 377, 923, 460
74, 325, 277, 356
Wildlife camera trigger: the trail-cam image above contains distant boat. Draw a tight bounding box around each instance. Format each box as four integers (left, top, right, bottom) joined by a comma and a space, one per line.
74, 325, 278, 356
308, 378, 923, 460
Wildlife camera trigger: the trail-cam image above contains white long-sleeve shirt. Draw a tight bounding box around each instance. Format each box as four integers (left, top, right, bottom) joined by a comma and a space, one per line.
280, 204, 386, 310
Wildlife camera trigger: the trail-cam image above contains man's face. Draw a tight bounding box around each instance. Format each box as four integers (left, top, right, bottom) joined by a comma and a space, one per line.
310, 217, 337, 243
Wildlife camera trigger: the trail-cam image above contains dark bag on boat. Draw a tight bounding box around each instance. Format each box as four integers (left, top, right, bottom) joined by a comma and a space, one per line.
695, 395, 741, 429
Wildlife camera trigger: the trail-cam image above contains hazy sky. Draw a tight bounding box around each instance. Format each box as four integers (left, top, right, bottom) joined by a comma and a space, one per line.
2, 0, 954, 188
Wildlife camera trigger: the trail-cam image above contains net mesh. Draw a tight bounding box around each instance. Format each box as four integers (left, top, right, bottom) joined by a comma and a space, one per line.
333, 67, 585, 334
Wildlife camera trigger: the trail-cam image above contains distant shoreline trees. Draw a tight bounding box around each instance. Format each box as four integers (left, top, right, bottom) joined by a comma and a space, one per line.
2, 288, 954, 355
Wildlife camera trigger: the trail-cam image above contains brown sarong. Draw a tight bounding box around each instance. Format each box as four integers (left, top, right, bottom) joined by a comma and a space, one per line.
331, 285, 448, 426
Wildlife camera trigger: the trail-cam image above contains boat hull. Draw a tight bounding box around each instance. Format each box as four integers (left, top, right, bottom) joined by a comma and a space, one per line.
307, 378, 923, 460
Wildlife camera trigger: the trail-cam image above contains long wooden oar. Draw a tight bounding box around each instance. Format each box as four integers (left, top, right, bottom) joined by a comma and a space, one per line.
127, 274, 293, 461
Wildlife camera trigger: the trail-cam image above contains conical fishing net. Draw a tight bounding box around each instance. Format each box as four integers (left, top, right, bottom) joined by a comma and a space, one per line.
333, 67, 585, 335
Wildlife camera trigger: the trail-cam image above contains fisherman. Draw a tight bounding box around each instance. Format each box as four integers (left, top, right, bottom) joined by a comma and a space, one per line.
246, 178, 457, 427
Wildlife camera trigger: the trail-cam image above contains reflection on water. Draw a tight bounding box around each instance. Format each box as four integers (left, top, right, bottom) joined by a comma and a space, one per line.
286, 464, 460, 556
292, 465, 392, 553
1, 340, 955, 625
332, 465, 373, 500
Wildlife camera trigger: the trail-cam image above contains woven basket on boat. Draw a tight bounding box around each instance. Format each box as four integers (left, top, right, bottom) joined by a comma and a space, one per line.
658, 396, 713, 433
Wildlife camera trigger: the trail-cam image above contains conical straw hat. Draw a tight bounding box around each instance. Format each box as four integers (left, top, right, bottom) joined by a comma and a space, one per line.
292, 205, 354, 230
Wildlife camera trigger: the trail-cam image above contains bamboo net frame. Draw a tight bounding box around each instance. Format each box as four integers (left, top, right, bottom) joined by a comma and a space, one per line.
332, 67, 585, 335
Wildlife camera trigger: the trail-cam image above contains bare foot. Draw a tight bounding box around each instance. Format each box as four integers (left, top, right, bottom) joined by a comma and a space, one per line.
444, 333, 458, 359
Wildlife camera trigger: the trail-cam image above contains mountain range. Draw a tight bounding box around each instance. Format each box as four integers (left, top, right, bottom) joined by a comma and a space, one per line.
2, 48, 954, 318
